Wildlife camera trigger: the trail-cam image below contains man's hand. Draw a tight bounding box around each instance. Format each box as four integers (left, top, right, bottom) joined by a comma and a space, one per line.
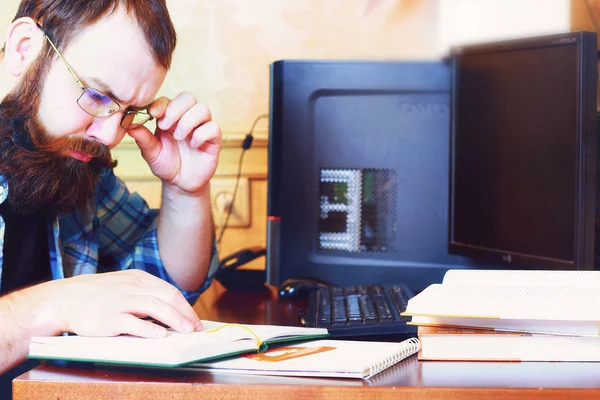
126, 93, 222, 195
0, 270, 203, 374
49, 269, 203, 338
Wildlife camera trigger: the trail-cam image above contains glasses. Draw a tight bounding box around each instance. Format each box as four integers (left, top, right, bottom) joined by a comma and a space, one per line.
37, 24, 153, 130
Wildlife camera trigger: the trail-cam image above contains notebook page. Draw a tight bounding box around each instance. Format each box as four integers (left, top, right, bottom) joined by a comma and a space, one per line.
442, 269, 600, 288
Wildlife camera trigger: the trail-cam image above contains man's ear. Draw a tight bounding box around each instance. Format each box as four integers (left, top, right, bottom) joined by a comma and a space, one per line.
4, 17, 45, 78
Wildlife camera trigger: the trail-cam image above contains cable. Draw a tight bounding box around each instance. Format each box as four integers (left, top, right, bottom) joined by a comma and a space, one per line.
584, 0, 600, 33
216, 113, 268, 247
216, 113, 269, 248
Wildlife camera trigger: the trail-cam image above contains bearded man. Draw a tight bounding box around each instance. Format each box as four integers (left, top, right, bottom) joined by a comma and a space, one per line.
0, 0, 222, 385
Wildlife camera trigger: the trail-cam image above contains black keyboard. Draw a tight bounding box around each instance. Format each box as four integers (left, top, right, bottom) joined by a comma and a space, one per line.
302, 284, 418, 338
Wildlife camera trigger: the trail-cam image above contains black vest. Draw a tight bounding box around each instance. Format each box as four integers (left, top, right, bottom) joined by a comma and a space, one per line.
0, 201, 51, 294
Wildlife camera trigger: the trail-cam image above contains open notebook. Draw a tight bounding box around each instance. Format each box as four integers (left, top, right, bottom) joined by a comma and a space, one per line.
28, 321, 328, 368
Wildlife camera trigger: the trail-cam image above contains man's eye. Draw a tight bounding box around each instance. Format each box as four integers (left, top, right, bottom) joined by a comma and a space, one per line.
87, 91, 107, 102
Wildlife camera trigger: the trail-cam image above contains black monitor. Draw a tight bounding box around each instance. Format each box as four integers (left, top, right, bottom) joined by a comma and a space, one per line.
266, 60, 491, 293
449, 31, 598, 269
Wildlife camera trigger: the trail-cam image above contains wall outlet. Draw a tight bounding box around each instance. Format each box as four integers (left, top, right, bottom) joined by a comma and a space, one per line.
210, 177, 251, 228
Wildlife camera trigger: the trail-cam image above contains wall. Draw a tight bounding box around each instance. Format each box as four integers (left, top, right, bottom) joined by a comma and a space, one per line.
437, 0, 571, 55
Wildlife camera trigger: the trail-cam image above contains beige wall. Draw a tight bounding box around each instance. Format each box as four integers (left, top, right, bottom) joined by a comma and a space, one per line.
437, 0, 571, 55
164, 0, 438, 134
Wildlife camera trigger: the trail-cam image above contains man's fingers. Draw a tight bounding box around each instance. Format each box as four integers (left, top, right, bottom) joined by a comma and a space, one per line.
126, 125, 154, 147
148, 96, 171, 121
57, 271, 204, 338
110, 313, 168, 338
172, 103, 212, 141
121, 295, 196, 334
124, 271, 202, 329
190, 121, 222, 153
155, 92, 198, 133
126, 126, 163, 165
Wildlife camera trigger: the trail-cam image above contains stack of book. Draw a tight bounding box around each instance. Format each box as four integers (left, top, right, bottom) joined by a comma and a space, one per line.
401, 269, 600, 362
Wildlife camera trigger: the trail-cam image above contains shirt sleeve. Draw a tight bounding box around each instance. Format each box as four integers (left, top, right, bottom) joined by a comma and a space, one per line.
95, 169, 220, 304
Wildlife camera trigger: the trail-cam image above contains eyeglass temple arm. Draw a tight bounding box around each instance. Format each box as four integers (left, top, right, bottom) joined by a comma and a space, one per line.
36, 23, 86, 91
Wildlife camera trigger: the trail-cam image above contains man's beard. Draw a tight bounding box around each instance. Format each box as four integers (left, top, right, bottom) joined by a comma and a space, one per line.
0, 54, 116, 216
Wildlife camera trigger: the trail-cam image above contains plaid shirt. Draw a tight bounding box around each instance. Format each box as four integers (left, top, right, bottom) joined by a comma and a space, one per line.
0, 169, 219, 304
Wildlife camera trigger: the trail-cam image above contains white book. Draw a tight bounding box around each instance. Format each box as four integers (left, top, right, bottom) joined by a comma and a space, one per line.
418, 326, 600, 361
402, 269, 600, 335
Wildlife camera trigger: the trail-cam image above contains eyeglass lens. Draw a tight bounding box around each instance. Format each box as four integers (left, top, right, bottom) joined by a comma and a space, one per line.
78, 88, 120, 117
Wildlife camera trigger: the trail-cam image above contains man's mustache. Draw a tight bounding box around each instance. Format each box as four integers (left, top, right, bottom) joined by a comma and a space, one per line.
35, 135, 114, 168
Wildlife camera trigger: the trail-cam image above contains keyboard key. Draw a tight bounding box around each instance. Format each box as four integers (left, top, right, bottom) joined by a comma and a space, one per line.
390, 286, 409, 314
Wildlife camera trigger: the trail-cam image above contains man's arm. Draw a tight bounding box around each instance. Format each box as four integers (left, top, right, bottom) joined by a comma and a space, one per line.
0, 284, 58, 374
157, 184, 214, 292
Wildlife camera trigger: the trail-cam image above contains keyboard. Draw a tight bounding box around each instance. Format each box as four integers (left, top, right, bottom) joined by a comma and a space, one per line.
302, 284, 418, 338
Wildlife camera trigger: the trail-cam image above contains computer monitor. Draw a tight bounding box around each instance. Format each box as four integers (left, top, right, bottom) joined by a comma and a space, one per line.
449, 31, 598, 269
266, 60, 493, 293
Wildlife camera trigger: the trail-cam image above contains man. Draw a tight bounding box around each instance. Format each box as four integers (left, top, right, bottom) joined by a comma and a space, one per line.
0, 0, 222, 376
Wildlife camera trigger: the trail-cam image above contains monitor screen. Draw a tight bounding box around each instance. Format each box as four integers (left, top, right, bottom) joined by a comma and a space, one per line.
267, 60, 493, 293
449, 32, 598, 269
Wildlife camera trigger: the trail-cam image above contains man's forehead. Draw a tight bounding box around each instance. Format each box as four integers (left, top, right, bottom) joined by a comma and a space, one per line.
59, 10, 166, 108
72, 6, 144, 41
63, 8, 150, 62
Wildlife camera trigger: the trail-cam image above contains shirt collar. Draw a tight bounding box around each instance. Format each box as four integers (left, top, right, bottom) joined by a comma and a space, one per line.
0, 175, 7, 204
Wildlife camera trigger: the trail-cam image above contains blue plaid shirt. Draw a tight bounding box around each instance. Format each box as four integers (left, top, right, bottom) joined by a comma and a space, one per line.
0, 169, 219, 304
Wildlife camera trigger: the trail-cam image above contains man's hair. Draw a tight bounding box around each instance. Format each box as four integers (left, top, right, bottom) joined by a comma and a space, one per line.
0, 0, 177, 69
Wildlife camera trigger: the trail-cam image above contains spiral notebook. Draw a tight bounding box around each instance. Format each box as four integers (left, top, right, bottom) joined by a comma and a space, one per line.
186, 338, 420, 379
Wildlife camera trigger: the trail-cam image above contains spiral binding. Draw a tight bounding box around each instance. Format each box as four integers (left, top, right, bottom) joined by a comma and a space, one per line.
364, 337, 420, 379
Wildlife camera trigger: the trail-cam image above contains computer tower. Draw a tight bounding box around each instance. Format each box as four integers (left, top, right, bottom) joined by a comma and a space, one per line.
266, 60, 483, 293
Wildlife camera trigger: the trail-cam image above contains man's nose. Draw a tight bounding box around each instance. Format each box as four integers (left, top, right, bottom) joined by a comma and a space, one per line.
84, 113, 126, 148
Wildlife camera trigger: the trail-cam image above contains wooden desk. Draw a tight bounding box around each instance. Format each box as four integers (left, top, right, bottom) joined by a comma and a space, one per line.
13, 281, 600, 399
